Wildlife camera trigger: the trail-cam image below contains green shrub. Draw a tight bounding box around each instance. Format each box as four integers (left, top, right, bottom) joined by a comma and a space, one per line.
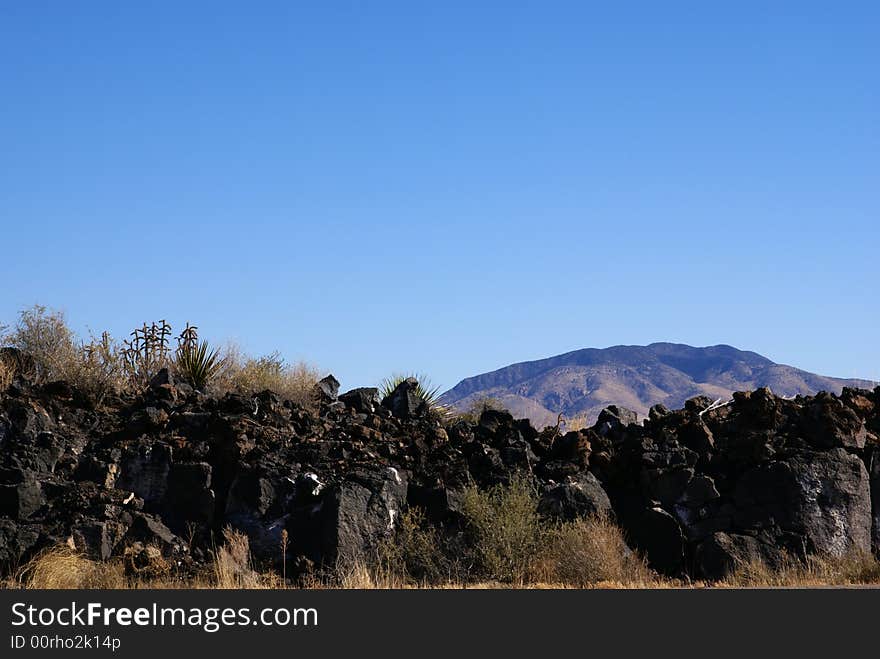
459, 474, 546, 583
377, 508, 448, 585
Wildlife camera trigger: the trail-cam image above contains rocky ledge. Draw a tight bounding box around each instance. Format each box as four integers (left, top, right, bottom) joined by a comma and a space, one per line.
1, 363, 879, 581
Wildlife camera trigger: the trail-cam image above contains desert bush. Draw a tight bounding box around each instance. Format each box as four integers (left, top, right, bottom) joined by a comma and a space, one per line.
0, 346, 36, 386
459, 474, 546, 583
2, 306, 124, 399
377, 508, 449, 585
536, 516, 656, 587
70, 331, 126, 400
218, 349, 320, 410
3, 305, 78, 383
17, 546, 125, 589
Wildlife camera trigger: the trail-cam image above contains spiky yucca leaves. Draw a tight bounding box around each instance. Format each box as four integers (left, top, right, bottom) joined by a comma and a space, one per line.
379, 373, 446, 412
174, 341, 223, 390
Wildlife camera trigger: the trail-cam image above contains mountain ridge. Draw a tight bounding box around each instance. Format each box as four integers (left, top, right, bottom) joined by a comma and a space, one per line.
440, 343, 874, 428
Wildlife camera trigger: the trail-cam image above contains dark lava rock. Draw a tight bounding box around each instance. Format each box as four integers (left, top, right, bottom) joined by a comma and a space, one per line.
734, 448, 870, 556
0, 354, 878, 583
339, 387, 380, 414
314, 375, 340, 402
695, 531, 781, 580
649, 404, 671, 422
318, 466, 407, 567
539, 471, 612, 521
165, 462, 215, 526
597, 405, 639, 428
870, 447, 880, 554
0, 480, 44, 519
678, 418, 715, 453
626, 507, 686, 574
381, 378, 427, 419
801, 392, 867, 449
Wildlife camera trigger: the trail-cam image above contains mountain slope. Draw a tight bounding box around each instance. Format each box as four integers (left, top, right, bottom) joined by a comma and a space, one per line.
440, 343, 874, 428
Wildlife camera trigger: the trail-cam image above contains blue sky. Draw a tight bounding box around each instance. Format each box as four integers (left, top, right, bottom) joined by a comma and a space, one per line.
1, 2, 878, 390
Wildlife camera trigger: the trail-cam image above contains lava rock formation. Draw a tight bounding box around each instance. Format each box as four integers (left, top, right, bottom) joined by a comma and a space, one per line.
1, 368, 878, 581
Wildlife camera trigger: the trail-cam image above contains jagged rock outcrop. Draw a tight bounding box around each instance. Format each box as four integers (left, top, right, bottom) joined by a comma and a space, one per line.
0, 363, 878, 582
591, 387, 877, 577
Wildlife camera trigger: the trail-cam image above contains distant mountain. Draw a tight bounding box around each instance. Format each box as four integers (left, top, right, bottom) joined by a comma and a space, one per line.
440, 343, 875, 428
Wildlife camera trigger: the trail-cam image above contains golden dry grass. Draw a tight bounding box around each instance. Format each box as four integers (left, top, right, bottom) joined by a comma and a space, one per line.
560, 412, 591, 432
0, 359, 13, 390
720, 551, 880, 588
14, 546, 126, 589
212, 528, 271, 588
215, 346, 321, 411
534, 516, 659, 587
1, 305, 323, 403
6, 545, 880, 590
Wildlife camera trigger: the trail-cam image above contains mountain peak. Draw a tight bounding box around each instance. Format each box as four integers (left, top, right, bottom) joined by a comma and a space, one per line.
440, 343, 871, 428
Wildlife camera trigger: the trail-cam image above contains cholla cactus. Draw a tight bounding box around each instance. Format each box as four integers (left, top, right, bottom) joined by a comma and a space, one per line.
177, 323, 199, 352
121, 320, 173, 386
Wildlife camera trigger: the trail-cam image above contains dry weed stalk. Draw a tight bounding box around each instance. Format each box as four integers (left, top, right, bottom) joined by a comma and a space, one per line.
281, 529, 289, 584
214, 528, 260, 588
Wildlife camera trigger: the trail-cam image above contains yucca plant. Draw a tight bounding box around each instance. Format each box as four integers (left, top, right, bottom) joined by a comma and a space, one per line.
379, 373, 446, 412
175, 341, 223, 390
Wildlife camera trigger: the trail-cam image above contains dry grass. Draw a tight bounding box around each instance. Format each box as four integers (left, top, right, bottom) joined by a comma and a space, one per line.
335, 561, 407, 589
70, 331, 126, 400
213, 528, 265, 588
535, 516, 659, 587
216, 347, 320, 411
1, 306, 323, 405
6, 541, 880, 590
562, 413, 592, 432
2, 305, 125, 399
0, 359, 13, 391
721, 551, 880, 588
5, 532, 282, 590
14, 546, 126, 589
3, 305, 78, 383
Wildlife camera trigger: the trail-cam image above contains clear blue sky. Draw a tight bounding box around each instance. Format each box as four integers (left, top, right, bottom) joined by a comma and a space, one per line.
1, 2, 878, 390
